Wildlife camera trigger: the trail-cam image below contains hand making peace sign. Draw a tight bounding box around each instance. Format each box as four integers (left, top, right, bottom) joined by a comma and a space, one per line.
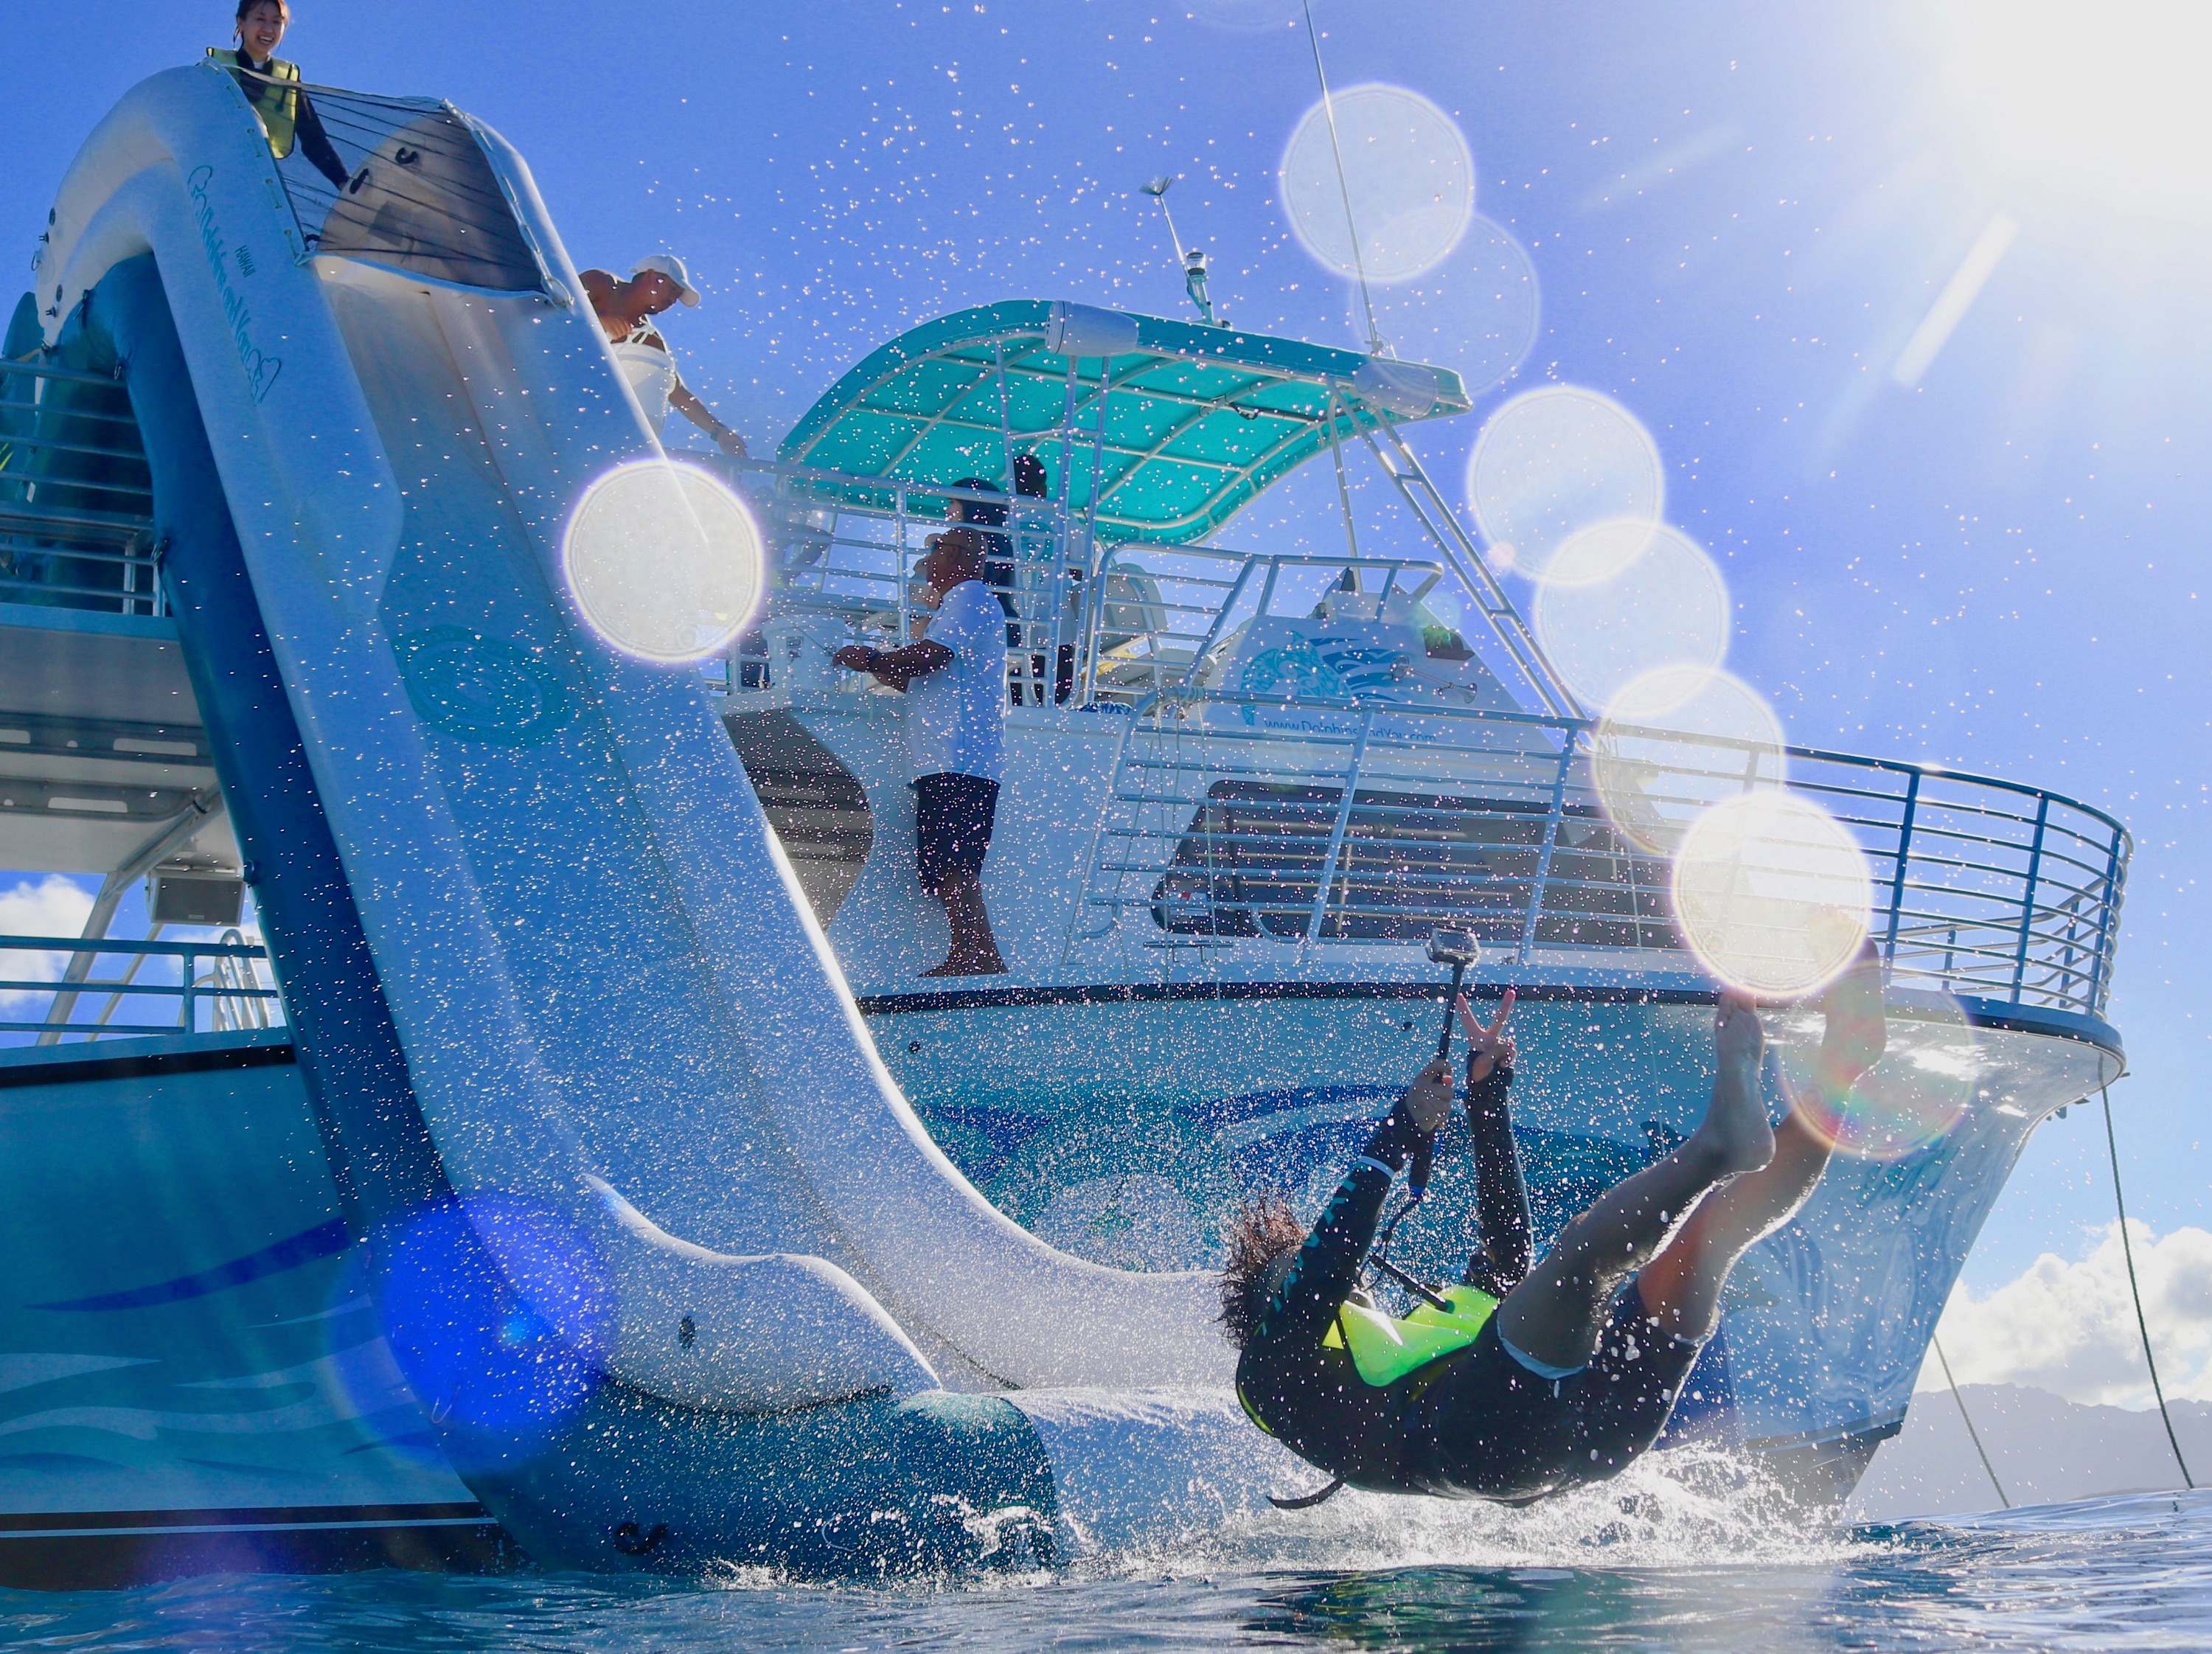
1454, 987, 1517, 1086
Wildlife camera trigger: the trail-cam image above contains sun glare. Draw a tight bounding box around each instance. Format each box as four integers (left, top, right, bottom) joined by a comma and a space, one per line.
1924, 0, 2212, 220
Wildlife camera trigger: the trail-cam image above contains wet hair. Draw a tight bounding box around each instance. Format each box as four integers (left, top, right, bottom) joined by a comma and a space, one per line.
1216, 1194, 1307, 1350
950, 477, 1008, 529
1012, 452, 1049, 499
236, 0, 287, 23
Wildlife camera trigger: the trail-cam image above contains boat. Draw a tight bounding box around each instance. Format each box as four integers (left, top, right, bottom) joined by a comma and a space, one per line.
0, 60, 2129, 1585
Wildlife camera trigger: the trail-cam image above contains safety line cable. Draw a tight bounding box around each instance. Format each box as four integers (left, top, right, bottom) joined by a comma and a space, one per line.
2101, 1083, 2196, 1490
1933, 1332, 2010, 1509
1300, 0, 1385, 356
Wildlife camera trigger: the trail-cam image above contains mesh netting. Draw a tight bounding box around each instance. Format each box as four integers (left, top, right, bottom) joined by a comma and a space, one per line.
224, 66, 547, 293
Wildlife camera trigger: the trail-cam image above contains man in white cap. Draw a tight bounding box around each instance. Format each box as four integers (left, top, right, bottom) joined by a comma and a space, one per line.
580, 254, 748, 456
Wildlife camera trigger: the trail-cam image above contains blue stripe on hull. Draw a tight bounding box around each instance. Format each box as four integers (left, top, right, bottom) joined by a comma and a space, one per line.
34, 1220, 352, 1313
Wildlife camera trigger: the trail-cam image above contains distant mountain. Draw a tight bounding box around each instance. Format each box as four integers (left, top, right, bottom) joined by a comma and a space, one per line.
1848, 1384, 2212, 1522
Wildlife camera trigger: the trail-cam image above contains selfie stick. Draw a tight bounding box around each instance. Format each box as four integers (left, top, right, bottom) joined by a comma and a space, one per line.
1411, 929, 1482, 1195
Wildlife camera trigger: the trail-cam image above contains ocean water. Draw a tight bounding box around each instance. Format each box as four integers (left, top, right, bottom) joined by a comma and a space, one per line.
7, 1470, 2210, 1652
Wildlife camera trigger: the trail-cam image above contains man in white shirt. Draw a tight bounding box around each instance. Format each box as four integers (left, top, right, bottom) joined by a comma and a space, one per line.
832, 529, 1009, 976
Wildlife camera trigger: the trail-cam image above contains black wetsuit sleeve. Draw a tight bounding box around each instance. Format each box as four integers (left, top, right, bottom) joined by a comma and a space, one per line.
1464, 1060, 1531, 1291
1251, 1111, 1421, 1350
294, 91, 352, 191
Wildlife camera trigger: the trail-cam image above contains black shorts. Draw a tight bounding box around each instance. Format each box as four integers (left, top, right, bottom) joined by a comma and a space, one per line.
1400, 1290, 1703, 1503
914, 771, 999, 894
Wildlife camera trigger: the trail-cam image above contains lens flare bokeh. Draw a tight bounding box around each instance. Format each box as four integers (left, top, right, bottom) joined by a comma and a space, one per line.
369, 1193, 613, 1451
1352, 216, 1540, 394
1532, 524, 1730, 708
1280, 84, 1474, 282
1671, 791, 1873, 996
562, 458, 764, 662
1775, 993, 1981, 1161
1467, 387, 1666, 578
1594, 667, 1789, 855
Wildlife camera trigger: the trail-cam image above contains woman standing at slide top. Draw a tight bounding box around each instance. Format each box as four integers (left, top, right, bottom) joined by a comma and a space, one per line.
209, 1, 355, 193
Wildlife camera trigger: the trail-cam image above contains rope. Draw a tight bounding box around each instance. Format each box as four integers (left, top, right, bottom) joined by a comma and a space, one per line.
1299, 0, 1385, 356
2101, 1083, 2195, 1489
1933, 1332, 2009, 1509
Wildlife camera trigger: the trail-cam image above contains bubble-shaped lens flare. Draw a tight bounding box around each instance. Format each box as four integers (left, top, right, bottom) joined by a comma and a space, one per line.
1354, 216, 1540, 396
1595, 667, 1788, 856
1281, 84, 1475, 282
1775, 994, 1980, 1161
1671, 792, 1872, 997
1468, 386, 1664, 577
1532, 524, 1729, 709
563, 459, 764, 662
369, 1193, 613, 1449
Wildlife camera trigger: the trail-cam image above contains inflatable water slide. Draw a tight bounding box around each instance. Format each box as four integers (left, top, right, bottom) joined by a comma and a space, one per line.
19, 63, 1284, 1574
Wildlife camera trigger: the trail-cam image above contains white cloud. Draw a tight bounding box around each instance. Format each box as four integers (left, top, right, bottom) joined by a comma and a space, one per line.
1923, 1221, 2212, 1409
0, 875, 97, 1011
0, 871, 100, 1012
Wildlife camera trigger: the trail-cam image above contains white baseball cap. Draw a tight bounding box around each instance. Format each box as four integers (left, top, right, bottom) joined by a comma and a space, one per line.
632, 253, 700, 306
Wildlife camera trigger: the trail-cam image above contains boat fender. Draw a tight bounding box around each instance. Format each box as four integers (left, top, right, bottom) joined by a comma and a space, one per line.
1350, 358, 1440, 420
1047, 300, 1140, 361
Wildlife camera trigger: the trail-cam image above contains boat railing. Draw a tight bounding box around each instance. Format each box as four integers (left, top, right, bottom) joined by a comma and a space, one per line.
719, 454, 1475, 709
0, 931, 285, 1046
0, 358, 164, 618
1071, 688, 2130, 1021
1083, 546, 1461, 703
723, 459, 1073, 703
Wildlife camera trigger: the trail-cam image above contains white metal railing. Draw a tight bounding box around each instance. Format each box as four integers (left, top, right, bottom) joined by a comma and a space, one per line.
713, 456, 1484, 713
1071, 689, 2130, 1020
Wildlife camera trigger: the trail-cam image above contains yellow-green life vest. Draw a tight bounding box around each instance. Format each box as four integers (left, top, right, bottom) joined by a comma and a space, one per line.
208, 48, 303, 161
1323, 1283, 1499, 1387
1235, 1282, 1501, 1436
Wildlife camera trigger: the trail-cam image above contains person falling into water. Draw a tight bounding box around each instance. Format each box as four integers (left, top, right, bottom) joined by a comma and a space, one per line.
580, 255, 749, 457
1221, 949, 1886, 1504
210, 1, 356, 193
832, 527, 1009, 977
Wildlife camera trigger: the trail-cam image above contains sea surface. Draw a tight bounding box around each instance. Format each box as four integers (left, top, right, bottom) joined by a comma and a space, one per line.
7, 1471, 2210, 1652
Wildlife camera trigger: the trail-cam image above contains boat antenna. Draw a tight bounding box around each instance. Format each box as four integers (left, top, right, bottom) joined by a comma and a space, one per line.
1301, 0, 1386, 356
1141, 176, 1222, 327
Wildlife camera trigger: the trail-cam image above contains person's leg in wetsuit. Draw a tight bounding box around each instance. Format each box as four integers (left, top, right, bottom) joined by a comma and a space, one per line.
1407, 948, 1888, 1499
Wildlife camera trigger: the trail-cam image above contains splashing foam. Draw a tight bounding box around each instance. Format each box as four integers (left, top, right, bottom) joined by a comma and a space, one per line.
1074, 1442, 1879, 1580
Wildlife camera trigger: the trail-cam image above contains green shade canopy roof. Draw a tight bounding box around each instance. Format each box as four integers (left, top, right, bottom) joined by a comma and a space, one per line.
775, 299, 1472, 544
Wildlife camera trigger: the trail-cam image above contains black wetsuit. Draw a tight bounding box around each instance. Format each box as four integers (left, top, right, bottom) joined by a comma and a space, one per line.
1236, 1062, 1706, 1504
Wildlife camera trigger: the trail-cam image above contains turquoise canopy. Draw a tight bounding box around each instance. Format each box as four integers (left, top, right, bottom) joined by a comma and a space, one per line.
775, 299, 1472, 545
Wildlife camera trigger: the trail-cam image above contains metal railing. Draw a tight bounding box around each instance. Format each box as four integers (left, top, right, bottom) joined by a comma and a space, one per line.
723, 462, 1078, 705
0, 932, 284, 1044
0, 358, 162, 616
1074, 689, 2131, 1020
715, 456, 1473, 712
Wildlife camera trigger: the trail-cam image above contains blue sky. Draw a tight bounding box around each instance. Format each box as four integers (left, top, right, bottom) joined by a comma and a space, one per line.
8, 1, 2209, 1320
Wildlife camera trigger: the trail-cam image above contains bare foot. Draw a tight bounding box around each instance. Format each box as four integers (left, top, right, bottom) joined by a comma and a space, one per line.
1817, 942, 1888, 1088
1688, 990, 1775, 1175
